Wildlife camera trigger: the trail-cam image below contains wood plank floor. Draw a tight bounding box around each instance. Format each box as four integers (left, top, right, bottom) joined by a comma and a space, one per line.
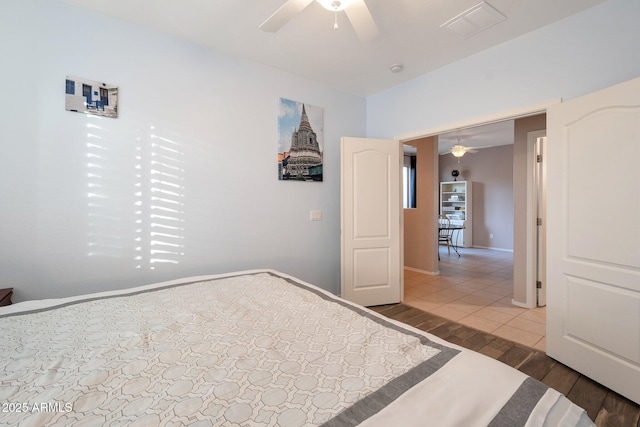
370, 303, 640, 427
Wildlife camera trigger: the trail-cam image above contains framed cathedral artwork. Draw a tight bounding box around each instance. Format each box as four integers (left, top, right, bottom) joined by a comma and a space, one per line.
277, 98, 323, 181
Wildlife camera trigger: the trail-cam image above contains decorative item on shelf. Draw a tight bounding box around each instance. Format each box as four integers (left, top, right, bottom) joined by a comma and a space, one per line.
451, 169, 459, 181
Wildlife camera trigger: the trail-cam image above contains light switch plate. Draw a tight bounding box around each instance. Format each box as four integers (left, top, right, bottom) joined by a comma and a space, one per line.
310, 210, 322, 221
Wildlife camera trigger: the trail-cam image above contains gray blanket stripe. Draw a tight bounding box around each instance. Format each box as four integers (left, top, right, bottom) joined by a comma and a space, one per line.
274, 272, 457, 352
489, 377, 549, 427
0, 272, 253, 318
321, 349, 459, 426
274, 273, 463, 425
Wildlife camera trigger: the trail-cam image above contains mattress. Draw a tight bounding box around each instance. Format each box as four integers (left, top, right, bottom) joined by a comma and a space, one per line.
0, 270, 593, 426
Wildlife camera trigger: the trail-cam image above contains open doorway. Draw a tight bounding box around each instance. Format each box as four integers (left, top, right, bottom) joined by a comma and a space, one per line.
404, 114, 545, 305
402, 112, 548, 349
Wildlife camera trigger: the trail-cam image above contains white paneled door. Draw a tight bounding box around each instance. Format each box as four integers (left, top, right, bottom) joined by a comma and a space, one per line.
341, 137, 403, 307
547, 77, 640, 404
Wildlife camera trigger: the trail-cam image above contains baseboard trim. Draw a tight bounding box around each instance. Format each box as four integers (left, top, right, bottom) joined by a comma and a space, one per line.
404, 266, 439, 276
472, 245, 514, 253
511, 298, 533, 309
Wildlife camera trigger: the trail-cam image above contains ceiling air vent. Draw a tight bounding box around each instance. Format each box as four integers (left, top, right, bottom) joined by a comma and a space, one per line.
440, 1, 506, 39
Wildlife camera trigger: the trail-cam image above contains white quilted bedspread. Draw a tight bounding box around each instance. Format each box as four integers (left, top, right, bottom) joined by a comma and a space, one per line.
1, 272, 442, 426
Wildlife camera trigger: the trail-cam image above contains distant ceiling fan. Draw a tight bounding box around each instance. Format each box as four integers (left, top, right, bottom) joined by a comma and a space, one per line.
444, 138, 478, 160
449, 145, 478, 158
259, 0, 379, 42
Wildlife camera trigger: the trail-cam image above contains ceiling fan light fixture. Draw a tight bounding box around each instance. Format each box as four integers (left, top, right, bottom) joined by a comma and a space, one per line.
260, 0, 379, 42
316, 0, 350, 11
451, 145, 467, 157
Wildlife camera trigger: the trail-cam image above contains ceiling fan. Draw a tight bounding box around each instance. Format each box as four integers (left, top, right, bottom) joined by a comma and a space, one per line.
259, 0, 379, 42
443, 138, 479, 159
448, 145, 478, 158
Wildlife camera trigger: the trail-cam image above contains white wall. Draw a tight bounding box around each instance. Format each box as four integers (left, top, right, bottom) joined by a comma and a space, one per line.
0, 0, 366, 302
367, 0, 640, 139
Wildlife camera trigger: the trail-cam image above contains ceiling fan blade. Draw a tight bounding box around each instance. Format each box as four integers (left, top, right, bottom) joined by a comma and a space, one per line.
259, 0, 314, 33
344, 0, 379, 42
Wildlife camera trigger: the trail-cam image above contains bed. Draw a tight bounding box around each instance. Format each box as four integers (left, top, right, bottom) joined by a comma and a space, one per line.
0, 270, 593, 426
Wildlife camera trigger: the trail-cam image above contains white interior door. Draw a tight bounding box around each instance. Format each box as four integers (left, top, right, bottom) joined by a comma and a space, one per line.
341, 137, 403, 306
547, 77, 640, 404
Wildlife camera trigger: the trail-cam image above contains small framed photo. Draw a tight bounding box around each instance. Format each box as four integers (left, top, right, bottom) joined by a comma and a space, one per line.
65, 76, 118, 118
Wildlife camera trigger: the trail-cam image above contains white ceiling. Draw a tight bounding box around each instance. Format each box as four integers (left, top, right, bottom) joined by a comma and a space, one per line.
62, 0, 602, 152
63, 0, 605, 97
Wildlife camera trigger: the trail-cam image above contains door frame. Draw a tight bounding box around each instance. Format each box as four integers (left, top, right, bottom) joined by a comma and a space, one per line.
397, 100, 559, 143
525, 130, 547, 308
396, 99, 560, 299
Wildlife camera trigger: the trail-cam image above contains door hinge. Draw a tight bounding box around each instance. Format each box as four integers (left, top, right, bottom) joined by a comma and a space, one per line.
537, 218, 542, 226
536, 154, 542, 163
536, 281, 542, 289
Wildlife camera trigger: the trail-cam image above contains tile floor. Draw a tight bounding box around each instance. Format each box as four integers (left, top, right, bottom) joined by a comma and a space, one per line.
404, 246, 547, 351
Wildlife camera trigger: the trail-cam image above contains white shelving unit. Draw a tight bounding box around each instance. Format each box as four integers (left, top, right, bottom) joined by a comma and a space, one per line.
440, 181, 473, 247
